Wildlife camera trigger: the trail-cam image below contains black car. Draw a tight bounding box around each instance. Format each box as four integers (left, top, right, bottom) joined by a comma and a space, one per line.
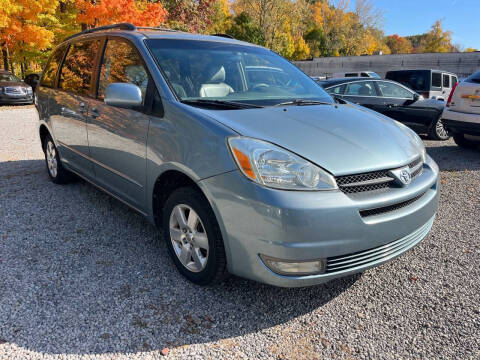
0, 70, 34, 105
319, 77, 448, 140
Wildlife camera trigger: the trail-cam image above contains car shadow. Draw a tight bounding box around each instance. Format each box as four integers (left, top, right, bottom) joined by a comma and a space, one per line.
0, 159, 359, 356
424, 140, 480, 171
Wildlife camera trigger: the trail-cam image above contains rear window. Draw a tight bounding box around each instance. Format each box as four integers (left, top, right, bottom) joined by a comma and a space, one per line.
466, 71, 480, 84
385, 70, 429, 91
59, 40, 100, 95
431, 72, 442, 88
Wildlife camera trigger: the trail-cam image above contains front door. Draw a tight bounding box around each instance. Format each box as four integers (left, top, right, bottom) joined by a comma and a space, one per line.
50, 40, 101, 179
86, 38, 150, 210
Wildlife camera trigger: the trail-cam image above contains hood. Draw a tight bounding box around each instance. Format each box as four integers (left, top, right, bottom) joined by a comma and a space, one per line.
200, 103, 423, 176
0, 81, 30, 88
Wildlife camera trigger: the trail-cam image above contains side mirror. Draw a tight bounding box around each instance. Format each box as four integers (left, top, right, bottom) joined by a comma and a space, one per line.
105, 83, 142, 108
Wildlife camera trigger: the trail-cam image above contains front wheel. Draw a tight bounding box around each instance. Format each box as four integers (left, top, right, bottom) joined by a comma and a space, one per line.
428, 117, 450, 140
162, 187, 227, 285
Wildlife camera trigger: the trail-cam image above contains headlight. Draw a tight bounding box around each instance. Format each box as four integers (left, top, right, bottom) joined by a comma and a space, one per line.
228, 137, 337, 191
26, 87, 33, 95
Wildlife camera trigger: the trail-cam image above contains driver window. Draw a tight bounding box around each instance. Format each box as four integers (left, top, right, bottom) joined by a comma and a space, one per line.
377, 81, 414, 99
98, 39, 148, 101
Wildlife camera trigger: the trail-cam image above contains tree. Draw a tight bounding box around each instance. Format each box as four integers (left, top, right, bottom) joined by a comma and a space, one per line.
75, 0, 167, 28
418, 20, 453, 53
226, 12, 265, 45
385, 34, 413, 54
162, 0, 216, 33
465, 47, 478, 52
0, 0, 58, 74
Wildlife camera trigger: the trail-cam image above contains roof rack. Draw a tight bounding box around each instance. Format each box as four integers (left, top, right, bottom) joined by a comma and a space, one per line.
212, 33, 234, 39
136, 26, 180, 33
64, 23, 136, 42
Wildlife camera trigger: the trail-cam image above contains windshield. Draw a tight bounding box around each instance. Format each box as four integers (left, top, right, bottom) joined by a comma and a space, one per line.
0, 73, 20, 82
145, 39, 333, 107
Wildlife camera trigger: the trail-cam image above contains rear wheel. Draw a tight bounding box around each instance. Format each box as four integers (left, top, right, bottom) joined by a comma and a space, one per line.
162, 187, 227, 285
428, 117, 450, 140
453, 133, 479, 149
43, 135, 74, 184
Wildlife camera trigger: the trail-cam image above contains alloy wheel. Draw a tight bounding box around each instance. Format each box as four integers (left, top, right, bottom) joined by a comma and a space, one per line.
169, 204, 209, 273
436, 119, 449, 139
46, 141, 58, 178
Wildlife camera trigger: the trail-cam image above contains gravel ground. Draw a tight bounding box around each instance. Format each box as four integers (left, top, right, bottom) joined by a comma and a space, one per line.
0, 106, 479, 360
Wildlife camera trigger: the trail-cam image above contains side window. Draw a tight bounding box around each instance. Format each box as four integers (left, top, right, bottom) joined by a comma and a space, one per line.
59, 40, 100, 95
41, 46, 66, 88
345, 81, 378, 96
431, 72, 442, 88
98, 39, 148, 101
377, 81, 414, 99
452, 76, 458, 86
326, 84, 345, 95
345, 73, 358, 77
442, 74, 450, 88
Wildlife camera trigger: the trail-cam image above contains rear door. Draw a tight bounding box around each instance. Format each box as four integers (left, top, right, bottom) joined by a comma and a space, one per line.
50, 39, 101, 178
342, 80, 384, 113
86, 37, 151, 210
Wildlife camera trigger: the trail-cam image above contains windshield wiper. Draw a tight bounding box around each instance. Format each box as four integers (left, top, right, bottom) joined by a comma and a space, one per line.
273, 99, 333, 107
181, 99, 263, 109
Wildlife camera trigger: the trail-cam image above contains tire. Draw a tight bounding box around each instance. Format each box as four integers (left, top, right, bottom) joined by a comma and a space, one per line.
162, 187, 227, 285
428, 117, 450, 140
43, 135, 74, 184
453, 133, 479, 149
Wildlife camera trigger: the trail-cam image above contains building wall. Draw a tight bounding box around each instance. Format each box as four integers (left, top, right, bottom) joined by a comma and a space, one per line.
294, 52, 480, 79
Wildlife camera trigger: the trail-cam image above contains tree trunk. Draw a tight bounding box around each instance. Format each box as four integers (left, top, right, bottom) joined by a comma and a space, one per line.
2, 48, 8, 72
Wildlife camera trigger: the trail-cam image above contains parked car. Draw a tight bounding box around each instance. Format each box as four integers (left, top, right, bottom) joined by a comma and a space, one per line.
24, 73, 41, 90
442, 70, 480, 148
0, 70, 34, 105
385, 69, 458, 101
36, 24, 439, 287
319, 77, 449, 140
331, 71, 381, 79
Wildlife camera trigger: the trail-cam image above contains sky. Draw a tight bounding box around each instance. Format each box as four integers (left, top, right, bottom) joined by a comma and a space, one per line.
351, 0, 480, 50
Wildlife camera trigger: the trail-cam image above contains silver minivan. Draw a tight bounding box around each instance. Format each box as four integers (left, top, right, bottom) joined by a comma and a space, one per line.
36, 24, 439, 287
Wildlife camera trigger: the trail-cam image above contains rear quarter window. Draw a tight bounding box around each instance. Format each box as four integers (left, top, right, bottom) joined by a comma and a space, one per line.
41, 46, 66, 88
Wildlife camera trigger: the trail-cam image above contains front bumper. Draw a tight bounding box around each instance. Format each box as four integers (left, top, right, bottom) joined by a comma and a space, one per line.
200, 155, 439, 287
0, 94, 33, 104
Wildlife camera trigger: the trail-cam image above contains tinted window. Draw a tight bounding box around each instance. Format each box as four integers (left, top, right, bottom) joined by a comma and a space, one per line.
385, 70, 429, 91
326, 84, 345, 95
377, 81, 414, 99
442, 74, 450, 88
345, 73, 358, 77
98, 39, 148, 101
431, 72, 442, 88
345, 81, 378, 96
452, 76, 458, 86
59, 40, 100, 95
41, 46, 66, 88
466, 71, 480, 84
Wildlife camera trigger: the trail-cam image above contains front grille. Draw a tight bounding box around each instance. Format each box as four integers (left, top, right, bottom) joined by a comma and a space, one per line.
336, 156, 423, 194
5, 86, 25, 94
359, 192, 426, 218
325, 217, 434, 273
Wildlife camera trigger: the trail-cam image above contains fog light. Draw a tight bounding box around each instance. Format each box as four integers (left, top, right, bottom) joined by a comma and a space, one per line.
260, 255, 326, 276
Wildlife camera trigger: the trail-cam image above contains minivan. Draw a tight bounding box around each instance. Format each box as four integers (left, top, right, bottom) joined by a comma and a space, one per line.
36, 24, 439, 287
385, 69, 458, 101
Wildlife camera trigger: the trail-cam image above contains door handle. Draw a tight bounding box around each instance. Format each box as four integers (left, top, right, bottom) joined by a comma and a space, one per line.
387, 104, 399, 108
90, 107, 99, 119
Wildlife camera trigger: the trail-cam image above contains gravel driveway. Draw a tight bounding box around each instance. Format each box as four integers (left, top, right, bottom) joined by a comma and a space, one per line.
0, 106, 479, 360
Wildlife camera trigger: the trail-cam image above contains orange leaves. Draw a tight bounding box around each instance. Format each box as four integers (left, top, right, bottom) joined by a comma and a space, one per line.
75, 0, 167, 28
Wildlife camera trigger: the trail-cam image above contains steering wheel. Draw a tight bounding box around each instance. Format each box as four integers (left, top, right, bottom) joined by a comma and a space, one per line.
251, 83, 270, 91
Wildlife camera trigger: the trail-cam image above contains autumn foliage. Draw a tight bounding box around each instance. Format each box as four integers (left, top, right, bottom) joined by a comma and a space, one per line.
0, 0, 472, 77
76, 0, 167, 28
